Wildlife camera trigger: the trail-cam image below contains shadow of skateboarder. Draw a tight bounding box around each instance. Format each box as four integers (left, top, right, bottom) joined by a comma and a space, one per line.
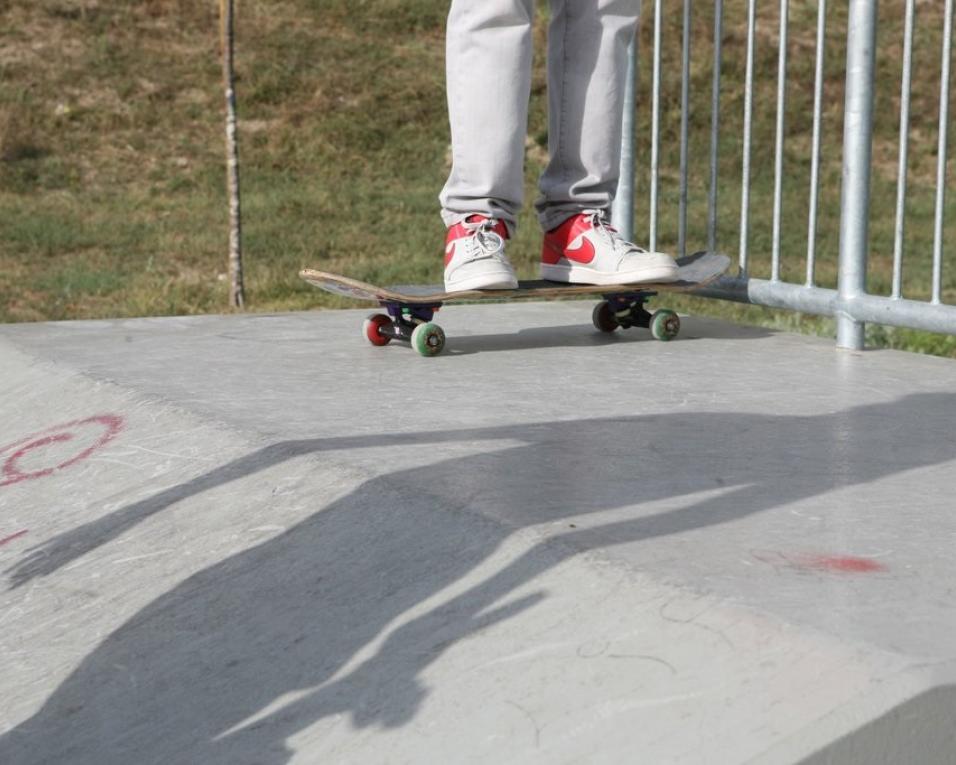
2, 394, 955, 763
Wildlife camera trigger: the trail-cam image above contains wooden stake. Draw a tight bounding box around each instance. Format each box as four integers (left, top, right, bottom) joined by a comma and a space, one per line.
220, 0, 245, 309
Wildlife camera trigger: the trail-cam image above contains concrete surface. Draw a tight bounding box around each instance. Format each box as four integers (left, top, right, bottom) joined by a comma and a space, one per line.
0, 302, 955, 764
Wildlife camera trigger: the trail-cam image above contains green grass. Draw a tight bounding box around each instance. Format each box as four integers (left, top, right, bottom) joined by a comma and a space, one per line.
0, 0, 955, 357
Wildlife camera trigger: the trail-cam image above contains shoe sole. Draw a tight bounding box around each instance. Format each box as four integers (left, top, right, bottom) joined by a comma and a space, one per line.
444, 272, 519, 292
540, 263, 679, 285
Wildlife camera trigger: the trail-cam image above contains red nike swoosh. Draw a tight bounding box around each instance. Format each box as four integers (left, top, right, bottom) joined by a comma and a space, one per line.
564, 236, 596, 264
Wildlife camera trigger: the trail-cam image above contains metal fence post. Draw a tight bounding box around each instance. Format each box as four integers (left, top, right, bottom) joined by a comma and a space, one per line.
612, 34, 638, 242
836, 0, 878, 350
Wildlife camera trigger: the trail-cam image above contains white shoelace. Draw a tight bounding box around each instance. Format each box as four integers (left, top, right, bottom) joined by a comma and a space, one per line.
581, 209, 650, 260
460, 218, 508, 263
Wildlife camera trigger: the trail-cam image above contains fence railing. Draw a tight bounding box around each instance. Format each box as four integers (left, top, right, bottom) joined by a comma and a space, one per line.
612, 0, 956, 350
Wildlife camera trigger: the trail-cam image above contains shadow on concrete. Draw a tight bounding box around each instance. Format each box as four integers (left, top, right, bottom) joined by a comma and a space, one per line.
211, 315, 774, 356
444, 323, 630, 355
799, 685, 956, 765
2, 394, 954, 763
439, 318, 773, 355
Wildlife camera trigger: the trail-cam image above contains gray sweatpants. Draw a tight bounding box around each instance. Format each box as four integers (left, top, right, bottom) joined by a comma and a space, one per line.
440, 0, 641, 234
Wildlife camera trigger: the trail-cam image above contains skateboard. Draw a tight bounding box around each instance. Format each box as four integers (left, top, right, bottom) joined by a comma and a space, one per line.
300, 251, 729, 357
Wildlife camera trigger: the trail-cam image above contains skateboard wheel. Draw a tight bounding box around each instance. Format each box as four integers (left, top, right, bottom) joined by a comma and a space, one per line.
363, 313, 393, 346
411, 322, 445, 357
650, 309, 680, 341
592, 301, 619, 333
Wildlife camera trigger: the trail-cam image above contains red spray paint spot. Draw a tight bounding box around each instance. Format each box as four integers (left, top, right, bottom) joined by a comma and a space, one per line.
0, 415, 125, 487
803, 555, 887, 574
752, 550, 888, 574
0, 530, 28, 547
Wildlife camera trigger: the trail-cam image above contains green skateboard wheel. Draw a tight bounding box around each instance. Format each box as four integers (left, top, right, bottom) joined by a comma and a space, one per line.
650, 309, 680, 341
411, 322, 446, 356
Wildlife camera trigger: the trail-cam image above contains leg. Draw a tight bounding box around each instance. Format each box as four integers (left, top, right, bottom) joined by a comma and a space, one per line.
440, 0, 536, 234
536, 0, 642, 232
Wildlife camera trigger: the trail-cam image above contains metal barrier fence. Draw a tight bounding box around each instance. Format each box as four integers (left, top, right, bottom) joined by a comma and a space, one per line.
611, 0, 956, 350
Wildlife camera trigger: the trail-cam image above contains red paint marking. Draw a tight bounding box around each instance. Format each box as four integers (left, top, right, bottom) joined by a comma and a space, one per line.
752, 550, 888, 574
804, 555, 887, 574
0, 415, 125, 487
0, 530, 28, 547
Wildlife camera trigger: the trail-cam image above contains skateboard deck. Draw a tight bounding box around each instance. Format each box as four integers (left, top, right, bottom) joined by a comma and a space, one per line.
300, 251, 729, 356
301, 251, 728, 304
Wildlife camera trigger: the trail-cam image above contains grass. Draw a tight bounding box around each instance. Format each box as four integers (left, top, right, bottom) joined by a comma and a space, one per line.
0, 0, 955, 357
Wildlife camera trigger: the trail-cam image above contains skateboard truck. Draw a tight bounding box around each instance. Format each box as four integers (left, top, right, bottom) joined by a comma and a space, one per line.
593, 291, 681, 341
364, 302, 446, 356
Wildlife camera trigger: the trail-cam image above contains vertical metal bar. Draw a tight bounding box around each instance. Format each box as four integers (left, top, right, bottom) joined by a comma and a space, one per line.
707, 0, 724, 253
678, 0, 692, 258
836, 0, 877, 350
932, 0, 954, 305
649, 0, 663, 253
613, 35, 638, 241
892, 0, 915, 300
806, 0, 827, 287
771, 0, 789, 282
739, 0, 757, 275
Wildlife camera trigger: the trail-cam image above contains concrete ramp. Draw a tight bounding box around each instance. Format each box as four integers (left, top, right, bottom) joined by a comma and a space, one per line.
1, 304, 955, 764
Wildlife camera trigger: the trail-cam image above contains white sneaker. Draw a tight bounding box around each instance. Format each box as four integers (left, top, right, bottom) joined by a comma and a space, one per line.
541, 209, 679, 285
444, 215, 519, 292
